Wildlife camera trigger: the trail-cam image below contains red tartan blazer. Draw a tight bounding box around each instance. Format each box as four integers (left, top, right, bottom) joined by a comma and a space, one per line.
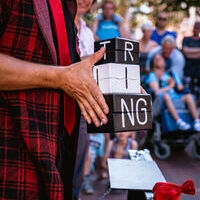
0, 0, 77, 199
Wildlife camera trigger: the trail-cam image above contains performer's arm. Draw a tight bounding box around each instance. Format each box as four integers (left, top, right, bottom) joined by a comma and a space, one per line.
0, 48, 109, 127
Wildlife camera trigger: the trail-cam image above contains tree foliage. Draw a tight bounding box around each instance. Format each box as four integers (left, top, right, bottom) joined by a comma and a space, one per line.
116, 0, 200, 29
132, 0, 200, 17
138, 0, 199, 13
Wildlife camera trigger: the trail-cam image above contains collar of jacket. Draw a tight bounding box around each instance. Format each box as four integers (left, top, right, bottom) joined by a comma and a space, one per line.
33, 0, 77, 65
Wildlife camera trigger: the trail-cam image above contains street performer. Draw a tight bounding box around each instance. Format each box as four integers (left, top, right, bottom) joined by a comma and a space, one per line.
0, 0, 109, 199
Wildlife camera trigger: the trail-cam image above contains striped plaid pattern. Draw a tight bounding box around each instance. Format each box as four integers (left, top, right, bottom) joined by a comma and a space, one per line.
0, 0, 78, 199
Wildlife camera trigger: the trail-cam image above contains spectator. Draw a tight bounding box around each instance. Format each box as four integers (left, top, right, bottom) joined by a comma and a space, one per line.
92, 0, 127, 40
151, 12, 176, 45
146, 35, 185, 79
146, 54, 200, 131
75, 0, 95, 57
74, 3, 94, 196
182, 21, 200, 102
140, 23, 158, 77
110, 132, 138, 159
82, 133, 105, 194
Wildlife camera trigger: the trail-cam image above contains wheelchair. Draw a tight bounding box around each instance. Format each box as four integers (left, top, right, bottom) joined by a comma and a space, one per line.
141, 85, 200, 160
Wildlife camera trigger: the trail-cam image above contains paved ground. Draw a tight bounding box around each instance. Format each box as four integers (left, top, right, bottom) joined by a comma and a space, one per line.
81, 146, 200, 200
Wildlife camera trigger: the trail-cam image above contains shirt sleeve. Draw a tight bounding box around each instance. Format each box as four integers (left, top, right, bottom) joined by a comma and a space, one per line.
172, 72, 183, 85
145, 72, 158, 85
146, 52, 153, 71
95, 13, 103, 21
150, 29, 156, 42
170, 49, 185, 80
171, 31, 177, 39
113, 14, 123, 22
146, 47, 160, 70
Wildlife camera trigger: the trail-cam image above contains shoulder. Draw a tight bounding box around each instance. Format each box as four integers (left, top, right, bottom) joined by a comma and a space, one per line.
146, 72, 158, 84
80, 19, 93, 36
166, 31, 176, 38
183, 36, 191, 40
150, 29, 158, 40
182, 36, 192, 43
149, 72, 157, 78
164, 71, 171, 78
150, 40, 158, 48
95, 13, 103, 21
173, 48, 184, 57
113, 14, 123, 22
152, 29, 157, 34
149, 46, 161, 57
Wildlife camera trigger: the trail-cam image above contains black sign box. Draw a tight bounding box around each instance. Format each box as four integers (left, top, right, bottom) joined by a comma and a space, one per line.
95, 37, 139, 53
87, 94, 152, 133
96, 50, 139, 65
104, 94, 151, 113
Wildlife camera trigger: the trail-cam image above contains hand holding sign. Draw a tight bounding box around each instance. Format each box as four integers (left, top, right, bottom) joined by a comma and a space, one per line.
88, 37, 152, 133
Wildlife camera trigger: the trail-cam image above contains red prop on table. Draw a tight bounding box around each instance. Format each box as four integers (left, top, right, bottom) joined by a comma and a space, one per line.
153, 179, 196, 200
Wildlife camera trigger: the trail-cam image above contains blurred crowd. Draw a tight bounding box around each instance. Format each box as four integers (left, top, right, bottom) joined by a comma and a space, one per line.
73, 0, 200, 199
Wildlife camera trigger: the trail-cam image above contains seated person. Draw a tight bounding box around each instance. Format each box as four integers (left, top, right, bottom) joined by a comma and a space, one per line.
110, 131, 138, 159
145, 54, 200, 132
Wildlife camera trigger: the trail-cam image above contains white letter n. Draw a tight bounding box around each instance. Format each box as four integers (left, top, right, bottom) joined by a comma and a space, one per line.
121, 98, 135, 128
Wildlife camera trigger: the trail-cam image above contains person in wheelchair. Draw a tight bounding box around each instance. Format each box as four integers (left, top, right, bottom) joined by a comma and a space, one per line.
145, 54, 200, 132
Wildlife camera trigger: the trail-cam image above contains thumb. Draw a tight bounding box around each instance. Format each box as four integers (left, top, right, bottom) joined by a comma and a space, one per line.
89, 47, 105, 66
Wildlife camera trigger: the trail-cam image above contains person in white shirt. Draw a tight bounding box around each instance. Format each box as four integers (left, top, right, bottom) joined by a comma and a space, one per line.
73, 0, 96, 198
76, 17, 94, 57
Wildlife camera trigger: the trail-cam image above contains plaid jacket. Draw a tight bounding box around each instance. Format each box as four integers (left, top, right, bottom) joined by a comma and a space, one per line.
0, 0, 78, 199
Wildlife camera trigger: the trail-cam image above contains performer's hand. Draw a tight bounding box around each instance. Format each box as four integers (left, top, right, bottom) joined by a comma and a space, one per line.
59, 48, 109, 127
141, 86, 147, 94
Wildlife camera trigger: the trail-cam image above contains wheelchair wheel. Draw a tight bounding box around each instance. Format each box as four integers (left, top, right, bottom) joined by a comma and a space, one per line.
191, 140, 200, 160
154, 142, 171, 160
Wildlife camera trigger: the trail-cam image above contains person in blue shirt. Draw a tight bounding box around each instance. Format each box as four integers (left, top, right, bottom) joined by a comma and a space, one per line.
146, 54, 200, 132
146, 35, 185, 80
91, 0, 128, 40
151, 12, 176, 45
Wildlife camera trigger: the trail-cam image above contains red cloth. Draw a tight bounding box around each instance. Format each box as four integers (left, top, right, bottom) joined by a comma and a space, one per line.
48, 0, 76, 135
0, 0, 78, 199
153, 180, 196, 200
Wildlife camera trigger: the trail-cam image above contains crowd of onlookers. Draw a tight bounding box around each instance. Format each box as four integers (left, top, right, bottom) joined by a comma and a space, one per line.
73, 0, 200, 199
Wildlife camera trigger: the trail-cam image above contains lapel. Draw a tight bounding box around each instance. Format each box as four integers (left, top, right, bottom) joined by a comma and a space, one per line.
33, 0, 57, 64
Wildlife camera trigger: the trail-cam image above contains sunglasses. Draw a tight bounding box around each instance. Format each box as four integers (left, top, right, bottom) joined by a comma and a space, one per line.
158, 17, 168, 21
